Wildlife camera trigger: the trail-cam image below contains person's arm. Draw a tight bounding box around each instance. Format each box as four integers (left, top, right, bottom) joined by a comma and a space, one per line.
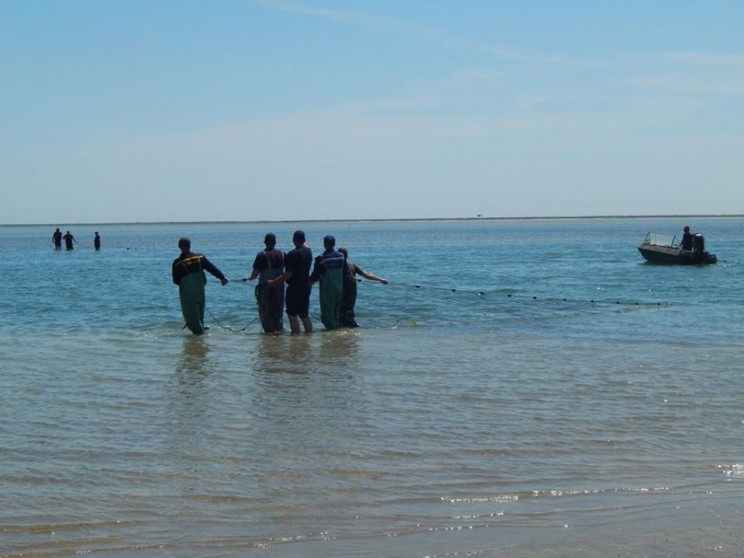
244, 252, 265, 281
172, 260, 183, 286
268, 251, 292, 285
267, 270, 292, 285
310, 255, 325, 284
202, 257, 228, 285
356, 265, 388, 284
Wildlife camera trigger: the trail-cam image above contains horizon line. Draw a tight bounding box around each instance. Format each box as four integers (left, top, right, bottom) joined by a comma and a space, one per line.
2, 213, 742, 228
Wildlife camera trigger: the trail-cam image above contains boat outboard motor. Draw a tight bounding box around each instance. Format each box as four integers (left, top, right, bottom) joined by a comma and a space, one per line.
693, 234, 705, 254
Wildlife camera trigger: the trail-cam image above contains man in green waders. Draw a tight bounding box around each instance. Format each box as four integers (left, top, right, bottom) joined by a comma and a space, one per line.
244, 233, 285, 334
172, 237, 228, 334
310, 235, 348, 330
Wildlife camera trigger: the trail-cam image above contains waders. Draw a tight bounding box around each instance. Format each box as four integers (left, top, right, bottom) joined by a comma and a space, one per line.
319, 266, 343, 330
179, 272, 206, 334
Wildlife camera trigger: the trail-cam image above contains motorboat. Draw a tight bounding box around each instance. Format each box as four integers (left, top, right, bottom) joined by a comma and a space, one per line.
637, 232, 717, 265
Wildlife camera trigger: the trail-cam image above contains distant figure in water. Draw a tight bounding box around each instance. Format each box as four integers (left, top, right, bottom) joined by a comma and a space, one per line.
94, 232, 101, 251
338, 247, 388, 328
680, 226, 694, 251
62, 230, 76, 250
172, 237, 228, 335
52, 228, 62, 250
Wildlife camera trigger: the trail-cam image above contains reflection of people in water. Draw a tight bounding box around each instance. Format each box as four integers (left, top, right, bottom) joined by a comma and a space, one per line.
254, 335, 295, 375
319, 327, 360, 361
253, 332, 359, 375
680, 226, 694, 251
169, 336, 212, 453
177, 336, 211, 377
52, 228, 62, 250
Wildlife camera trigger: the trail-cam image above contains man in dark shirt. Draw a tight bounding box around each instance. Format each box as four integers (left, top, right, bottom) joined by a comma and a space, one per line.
52, 228, 62, 250
245, 233, 285, 334
268, 230, 312, 334
62, 230, 76, 250
680, 226, 694, 251
172, 237, 228, 335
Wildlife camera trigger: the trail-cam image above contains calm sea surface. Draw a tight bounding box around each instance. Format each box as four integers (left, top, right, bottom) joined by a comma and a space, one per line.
1, 217, 743, 557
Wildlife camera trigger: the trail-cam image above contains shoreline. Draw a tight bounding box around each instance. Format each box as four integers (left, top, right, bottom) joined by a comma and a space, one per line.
2, 213, 743, 228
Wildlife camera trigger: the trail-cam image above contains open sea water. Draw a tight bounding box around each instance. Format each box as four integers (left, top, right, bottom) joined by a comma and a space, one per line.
1, 217, 743, 558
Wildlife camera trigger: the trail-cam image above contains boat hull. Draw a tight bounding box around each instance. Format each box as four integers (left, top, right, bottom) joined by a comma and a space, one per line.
638, 244, 717, 265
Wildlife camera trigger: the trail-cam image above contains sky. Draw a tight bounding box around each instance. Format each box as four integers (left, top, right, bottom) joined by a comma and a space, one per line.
2, 0, 743, 224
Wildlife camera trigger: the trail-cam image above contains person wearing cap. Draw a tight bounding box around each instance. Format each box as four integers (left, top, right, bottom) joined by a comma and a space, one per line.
172, 237, 228, 335
338, 247, 388, 328
267, 230, 313, 334
244, 233, 285, 333
310, 235, 348, 330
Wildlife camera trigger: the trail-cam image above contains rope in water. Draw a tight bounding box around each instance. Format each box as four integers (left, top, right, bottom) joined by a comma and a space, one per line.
199, 277, 671, 333
385, 281, 672, 308
205, 305, 260, 333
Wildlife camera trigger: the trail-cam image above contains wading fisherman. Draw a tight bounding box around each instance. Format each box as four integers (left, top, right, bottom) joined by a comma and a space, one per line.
172, 237, 228, 335
338, 247, 388, 328
62, 230, 76, 250
244, 233, 285, 334
52, 228, 62, 250
310, 235, 348, 330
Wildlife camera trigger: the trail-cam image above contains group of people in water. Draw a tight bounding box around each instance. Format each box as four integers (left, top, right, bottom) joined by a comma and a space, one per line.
171, 231, 388, 336
52, 228, 101, 251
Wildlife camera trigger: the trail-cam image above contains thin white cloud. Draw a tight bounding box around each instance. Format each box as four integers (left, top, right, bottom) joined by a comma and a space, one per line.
450, 68, 506, 81
486, 47, 603, 68
250, 0, 600, 68
515, 95, 548, 109
333, 94, 445, 114
249, 0, 438, 36
628, 74, 744, 97
660, 50, 744, 67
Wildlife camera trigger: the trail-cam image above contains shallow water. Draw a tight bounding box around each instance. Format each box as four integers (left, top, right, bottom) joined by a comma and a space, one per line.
1, 217, 743, 557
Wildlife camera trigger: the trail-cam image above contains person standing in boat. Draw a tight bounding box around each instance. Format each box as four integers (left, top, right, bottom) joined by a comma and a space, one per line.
244, 233, 285, 334
338, 247, 388, 328
172, 237, 228, 335
680, 226, 694, 251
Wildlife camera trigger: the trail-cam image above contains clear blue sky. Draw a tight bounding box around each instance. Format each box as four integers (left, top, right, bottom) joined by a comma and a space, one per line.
2, 0, 743, 224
